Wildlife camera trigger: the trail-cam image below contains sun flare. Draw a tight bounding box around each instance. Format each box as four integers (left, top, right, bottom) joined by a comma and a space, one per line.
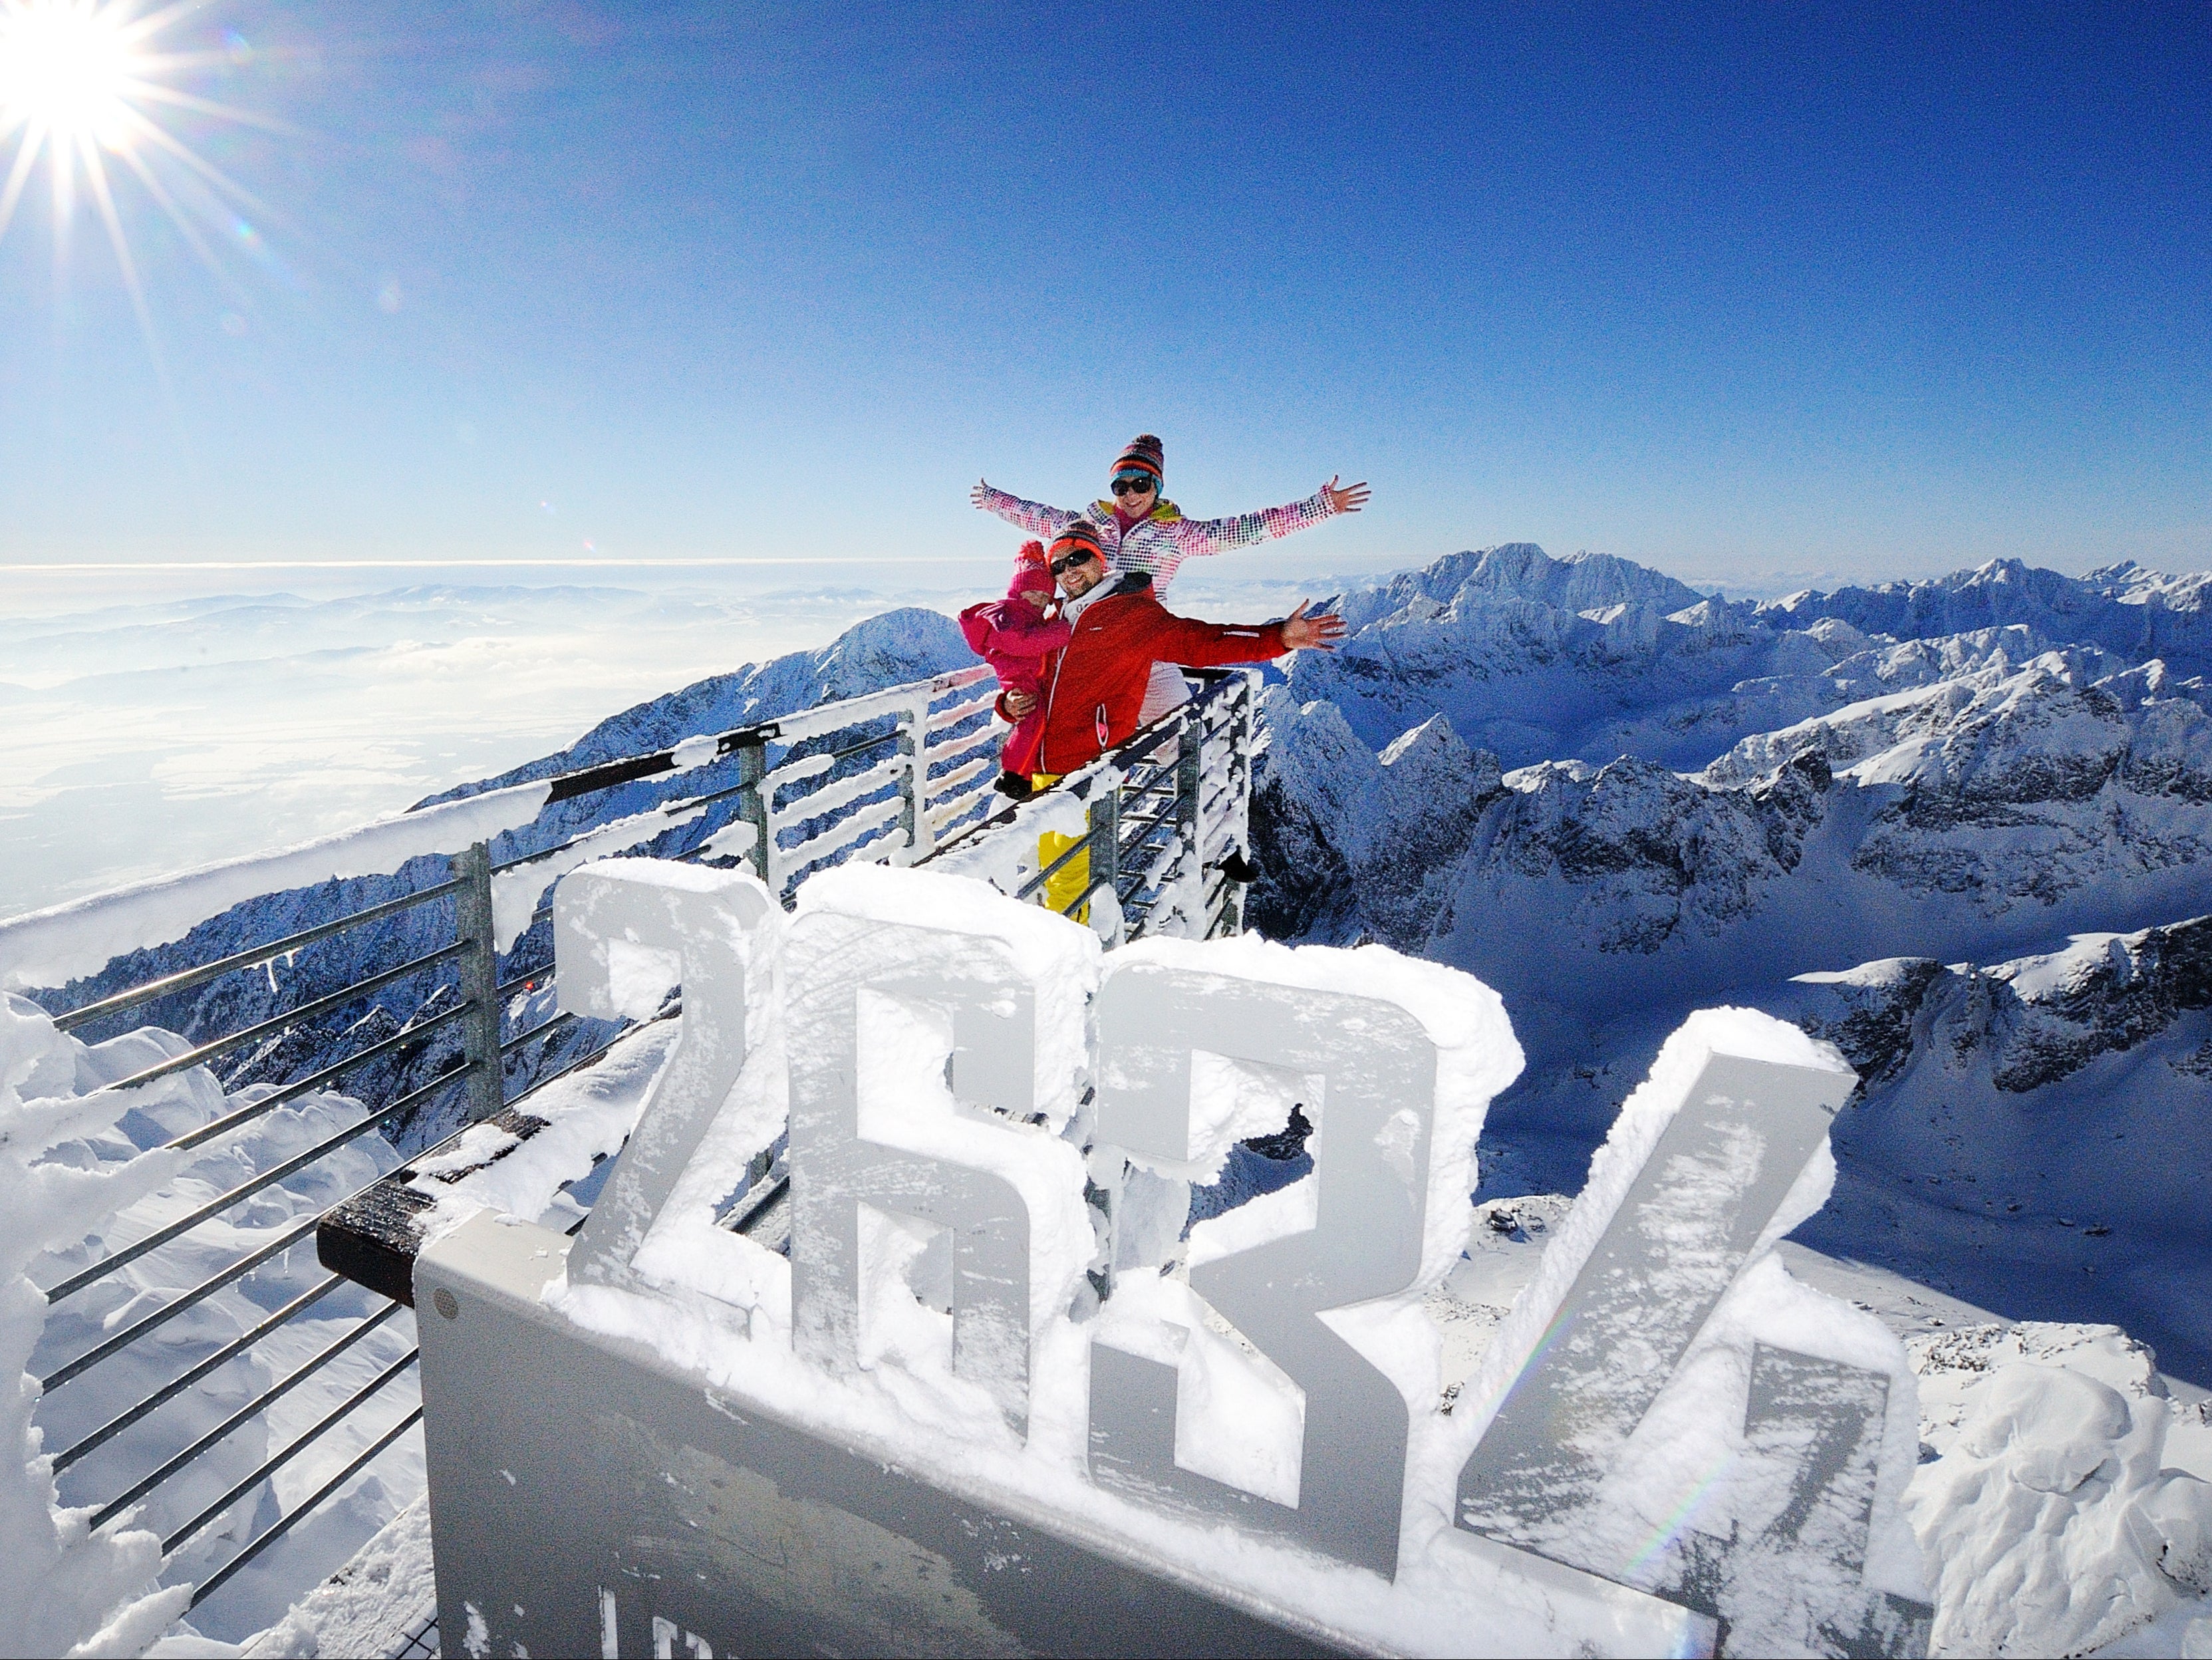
0, 1, 140, 147
1, 0, 277, 354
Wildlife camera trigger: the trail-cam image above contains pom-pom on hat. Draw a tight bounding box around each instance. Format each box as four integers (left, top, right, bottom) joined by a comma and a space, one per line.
1112, 433, 1164, 487
1007, 539, 1055, 599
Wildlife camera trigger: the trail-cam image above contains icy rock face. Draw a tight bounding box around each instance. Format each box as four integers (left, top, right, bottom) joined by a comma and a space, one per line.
1704, 653, 2212, 912
1251, 694, 1819, 962
1761, 557, 2212, 680
1292, 547, 1786, 765
1905, 1323, 2212, 1655
1249, 690, 1501, 947
1768, 917, 2212, 1384
1254, 646, 2212, 1003
1284, 544, 2187, 771
1788, 914, 2212, 1099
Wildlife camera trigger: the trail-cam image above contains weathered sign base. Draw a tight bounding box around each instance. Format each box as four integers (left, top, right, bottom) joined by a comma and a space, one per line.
416, 1212, 1353, 1659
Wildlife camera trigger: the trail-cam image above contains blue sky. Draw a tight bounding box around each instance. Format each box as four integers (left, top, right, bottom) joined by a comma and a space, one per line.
1, 0, 2206, 588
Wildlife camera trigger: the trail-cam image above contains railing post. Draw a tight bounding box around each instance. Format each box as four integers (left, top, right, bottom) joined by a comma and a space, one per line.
451, 841, 504, 1122
1175, 713, 1202, 867
735, 738, 769, 889
1219, 676, 1254, 937
1088, 782, 1123, 946
898, 693, 932, 865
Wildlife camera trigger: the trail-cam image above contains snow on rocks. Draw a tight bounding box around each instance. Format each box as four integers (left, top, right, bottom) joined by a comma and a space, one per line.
1772, 912, 2212, 1385
1906, 1321, 2212, 1655
1760, 557, 2212, 680
1278, 544, 2190, 773
1254, 636, 2212, 1046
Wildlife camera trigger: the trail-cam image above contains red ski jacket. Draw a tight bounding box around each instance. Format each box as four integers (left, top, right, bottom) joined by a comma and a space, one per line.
1002, 575, 1288, 776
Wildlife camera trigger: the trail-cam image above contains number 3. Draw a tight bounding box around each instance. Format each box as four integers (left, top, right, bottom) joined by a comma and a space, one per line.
1087, 958, 1438, 1580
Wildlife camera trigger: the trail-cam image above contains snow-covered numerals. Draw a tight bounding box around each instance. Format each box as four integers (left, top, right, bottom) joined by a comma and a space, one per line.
1087, 960, 1438, 1579
783, 900, 1095, 1438
554, 860, 779, 1288
1452, 1051, 1933, 1647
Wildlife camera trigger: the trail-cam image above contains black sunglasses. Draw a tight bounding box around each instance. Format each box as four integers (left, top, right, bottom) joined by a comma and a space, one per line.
1110, 474, 1155, 496
1049, 547, 1099, 575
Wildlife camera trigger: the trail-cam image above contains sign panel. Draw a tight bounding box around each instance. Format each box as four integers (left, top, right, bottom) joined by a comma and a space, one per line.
413, 861, 1929, 1657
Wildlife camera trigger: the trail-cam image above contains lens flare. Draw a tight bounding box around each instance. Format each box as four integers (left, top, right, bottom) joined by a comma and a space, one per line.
0, 1, 136, 146
1, 0, 283, 362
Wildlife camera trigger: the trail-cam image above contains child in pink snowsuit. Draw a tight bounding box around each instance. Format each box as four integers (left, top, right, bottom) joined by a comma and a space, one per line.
959, 541, 1073, 798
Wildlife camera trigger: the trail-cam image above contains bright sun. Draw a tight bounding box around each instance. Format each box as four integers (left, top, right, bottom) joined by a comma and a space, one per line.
0, 1, 142, 148
0, 0, 273, 350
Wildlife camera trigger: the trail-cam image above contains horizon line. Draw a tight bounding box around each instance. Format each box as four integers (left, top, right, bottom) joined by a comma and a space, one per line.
0, 557, 986, 573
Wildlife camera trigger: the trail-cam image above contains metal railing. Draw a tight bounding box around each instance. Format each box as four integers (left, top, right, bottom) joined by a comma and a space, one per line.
5, 659, 1256, 1640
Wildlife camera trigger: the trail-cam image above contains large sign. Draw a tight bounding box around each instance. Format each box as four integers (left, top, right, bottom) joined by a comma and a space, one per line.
417, 859, 1932, 1657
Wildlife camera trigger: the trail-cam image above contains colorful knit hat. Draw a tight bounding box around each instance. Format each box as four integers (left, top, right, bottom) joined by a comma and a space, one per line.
1049, 519, 1105, 565
1112, 433, 1164, 487
1007, 540, 1054, 599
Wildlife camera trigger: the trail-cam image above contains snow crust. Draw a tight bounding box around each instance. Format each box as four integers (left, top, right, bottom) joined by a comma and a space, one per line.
0, 995, 298, 1654
1903, 1322, 2212, 1655
0, 780, 553, 992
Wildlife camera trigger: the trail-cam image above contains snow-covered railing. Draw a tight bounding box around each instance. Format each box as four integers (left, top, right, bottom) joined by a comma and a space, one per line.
0, 656, 1257, 1649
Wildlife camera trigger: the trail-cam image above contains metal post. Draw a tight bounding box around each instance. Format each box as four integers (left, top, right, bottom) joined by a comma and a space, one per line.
1220, 678, 1252, 938
898, 694, 932, 865
1087, 785, 1122, 947
450, 841, 504, 1122
734, 738, 769, 889
1175, 714, 1202, 867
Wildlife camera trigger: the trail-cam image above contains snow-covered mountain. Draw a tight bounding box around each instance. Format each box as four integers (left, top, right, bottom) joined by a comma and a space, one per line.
17, 541, 2212, 1654
1289, 545, 2178, 770
1249, 543, 2212, 1384
1761, 558, 2212, 679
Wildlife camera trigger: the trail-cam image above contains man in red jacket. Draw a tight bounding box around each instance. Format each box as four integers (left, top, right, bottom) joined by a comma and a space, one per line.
1000, 518, 1347, 781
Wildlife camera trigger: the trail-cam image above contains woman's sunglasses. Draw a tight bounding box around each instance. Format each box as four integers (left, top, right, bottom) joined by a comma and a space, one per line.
1110, 474, 1156, 496
1049, 547, 1099, 575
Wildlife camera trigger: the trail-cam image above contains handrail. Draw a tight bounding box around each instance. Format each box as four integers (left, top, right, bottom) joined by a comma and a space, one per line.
5, 653, 1254, 1637
51, 875, 467, 1034
529, 663, 996, 805
90, 940, 469, 1095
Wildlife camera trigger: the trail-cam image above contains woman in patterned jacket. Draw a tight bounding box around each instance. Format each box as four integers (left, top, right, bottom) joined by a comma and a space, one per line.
969, 433, 1369, 595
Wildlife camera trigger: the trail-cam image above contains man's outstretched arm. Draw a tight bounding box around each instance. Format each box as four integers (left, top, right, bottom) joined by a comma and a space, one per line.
1142, 598, 1347, 668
